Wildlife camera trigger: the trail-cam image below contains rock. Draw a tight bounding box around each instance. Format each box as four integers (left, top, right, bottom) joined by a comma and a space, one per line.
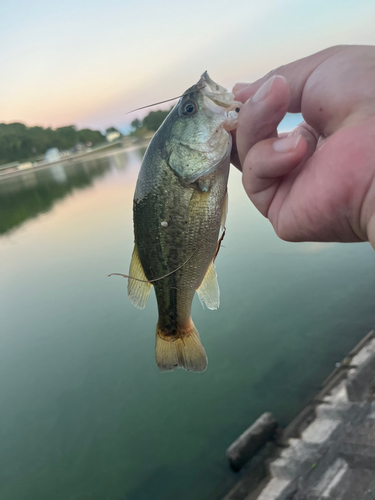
226, 412, 278, 471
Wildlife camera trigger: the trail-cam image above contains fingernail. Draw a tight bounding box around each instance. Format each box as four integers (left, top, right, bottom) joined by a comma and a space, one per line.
272, 135, 301, 153
232, 82, 250, 93
252, 76, 276, 103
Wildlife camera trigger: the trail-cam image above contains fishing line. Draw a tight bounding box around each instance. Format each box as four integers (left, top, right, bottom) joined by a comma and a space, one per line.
125, 86, 207, 115
109, 226, 226, 284
108, 246, 200, 283
214, 228, 226, 262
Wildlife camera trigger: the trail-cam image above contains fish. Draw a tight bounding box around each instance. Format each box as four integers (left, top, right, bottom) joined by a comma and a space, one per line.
127, 72, 241, 372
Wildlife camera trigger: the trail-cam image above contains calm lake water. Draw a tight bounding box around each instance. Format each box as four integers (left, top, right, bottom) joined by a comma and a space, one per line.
1, 147, 374, 500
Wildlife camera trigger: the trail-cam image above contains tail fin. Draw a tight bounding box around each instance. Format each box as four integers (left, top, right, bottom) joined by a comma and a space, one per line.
155, 319, 207, 373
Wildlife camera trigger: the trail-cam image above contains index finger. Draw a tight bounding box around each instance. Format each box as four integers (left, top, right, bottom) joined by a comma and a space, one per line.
233, 45, 346, 113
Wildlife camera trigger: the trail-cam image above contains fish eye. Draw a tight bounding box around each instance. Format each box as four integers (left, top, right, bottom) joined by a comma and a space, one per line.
181, 100, 197, 116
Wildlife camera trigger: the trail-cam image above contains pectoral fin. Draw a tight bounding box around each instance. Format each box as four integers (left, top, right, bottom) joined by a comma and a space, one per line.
197, 261, 220, 310
127, 245, 152, 309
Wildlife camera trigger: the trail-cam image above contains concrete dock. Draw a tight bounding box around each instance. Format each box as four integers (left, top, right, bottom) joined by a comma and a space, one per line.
223, 329, 375, 500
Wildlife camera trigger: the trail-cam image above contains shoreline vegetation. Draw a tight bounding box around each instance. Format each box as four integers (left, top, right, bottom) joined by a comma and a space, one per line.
0, 107, 172, 176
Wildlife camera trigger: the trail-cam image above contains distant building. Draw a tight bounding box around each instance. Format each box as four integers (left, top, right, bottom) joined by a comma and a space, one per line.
106, 131, 121, 142
44, 148, 60, 163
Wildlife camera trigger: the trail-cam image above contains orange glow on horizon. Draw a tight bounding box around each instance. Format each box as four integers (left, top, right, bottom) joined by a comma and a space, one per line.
2, 0, 374, 131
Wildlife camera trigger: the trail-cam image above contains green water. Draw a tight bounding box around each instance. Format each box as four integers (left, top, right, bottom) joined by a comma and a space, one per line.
1, 149, 374, 500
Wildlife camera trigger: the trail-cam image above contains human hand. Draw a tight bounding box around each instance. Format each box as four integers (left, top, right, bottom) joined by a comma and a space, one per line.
232, 45, 375, 249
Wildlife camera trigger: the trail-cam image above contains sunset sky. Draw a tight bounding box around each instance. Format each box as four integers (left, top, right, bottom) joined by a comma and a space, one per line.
2, 0, 375, 132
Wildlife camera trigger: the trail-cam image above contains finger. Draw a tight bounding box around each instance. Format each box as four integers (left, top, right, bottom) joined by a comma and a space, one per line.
230, 129, 241, 169
233, 45, 346, 113
242, 122, 319, 218
242, 134, 308, 217
236, 75, 290, 166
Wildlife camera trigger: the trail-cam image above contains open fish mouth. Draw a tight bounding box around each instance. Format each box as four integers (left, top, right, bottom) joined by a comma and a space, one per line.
194, 71, 241, 132
199, 71, 239, 111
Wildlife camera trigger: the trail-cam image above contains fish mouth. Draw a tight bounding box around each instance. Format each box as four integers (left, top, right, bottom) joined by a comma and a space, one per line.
199, 71, 238, 111
181, 72, 241, 132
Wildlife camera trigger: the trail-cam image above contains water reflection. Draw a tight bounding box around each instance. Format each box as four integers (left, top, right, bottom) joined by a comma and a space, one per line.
1, 147, 374, 500
49, 164, 68, 184
0, 152, 130, 236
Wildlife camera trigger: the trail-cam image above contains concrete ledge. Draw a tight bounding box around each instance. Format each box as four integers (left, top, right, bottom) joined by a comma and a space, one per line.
222, 329, 375, 500
255, 478, 295, 500
301, 418, 342, 448
346, 338, 375, 402
312, 458, 349, 498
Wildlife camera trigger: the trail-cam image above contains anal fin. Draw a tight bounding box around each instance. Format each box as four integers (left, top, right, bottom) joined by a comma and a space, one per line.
196, 261, 220, 310
127, 245, 152, 309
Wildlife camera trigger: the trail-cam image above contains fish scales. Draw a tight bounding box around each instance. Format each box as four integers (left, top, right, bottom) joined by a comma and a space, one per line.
135, 155, 228, 329
128, 72, 240, 372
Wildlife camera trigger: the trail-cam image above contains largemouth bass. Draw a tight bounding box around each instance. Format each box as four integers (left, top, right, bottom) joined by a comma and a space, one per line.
128, 72, 240, 372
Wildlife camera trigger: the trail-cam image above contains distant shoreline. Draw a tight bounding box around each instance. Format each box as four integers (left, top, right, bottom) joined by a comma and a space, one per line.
0, 139, 151, 181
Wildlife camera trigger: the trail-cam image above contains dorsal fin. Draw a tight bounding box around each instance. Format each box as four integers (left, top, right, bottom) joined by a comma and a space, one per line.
196, 261, 220, 310
127, 245, 152, 309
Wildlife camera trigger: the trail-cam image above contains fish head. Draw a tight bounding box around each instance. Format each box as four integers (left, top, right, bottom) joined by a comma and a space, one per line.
163, 72, 241, 184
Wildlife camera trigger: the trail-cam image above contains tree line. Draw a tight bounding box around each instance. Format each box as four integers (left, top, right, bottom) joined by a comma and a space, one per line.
0, 106, 173, 166
130, 107, 172, 137
0, 123, 105, 165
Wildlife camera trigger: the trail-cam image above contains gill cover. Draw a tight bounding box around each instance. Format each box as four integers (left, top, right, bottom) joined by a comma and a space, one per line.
168, 72, 238, 185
